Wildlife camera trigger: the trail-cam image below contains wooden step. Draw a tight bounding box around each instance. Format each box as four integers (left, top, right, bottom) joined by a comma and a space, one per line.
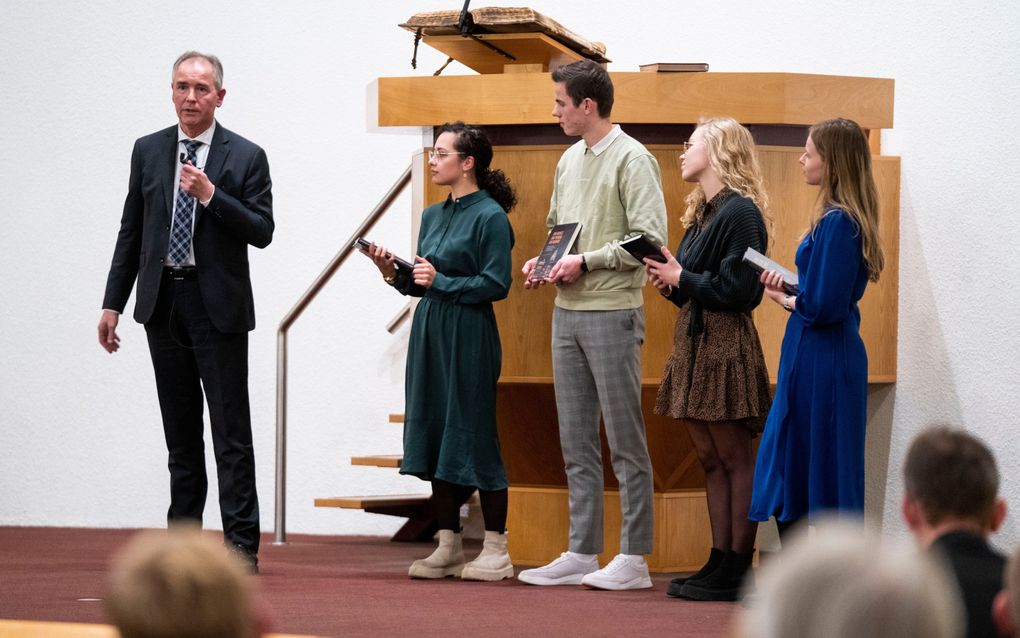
314, 494, 429, 509
351, 454, 402, 468
315, 493, 437, 542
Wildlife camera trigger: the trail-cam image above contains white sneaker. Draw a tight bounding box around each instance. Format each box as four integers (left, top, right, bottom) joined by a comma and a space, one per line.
581, 554, 653, 590
517, 552, 599, 586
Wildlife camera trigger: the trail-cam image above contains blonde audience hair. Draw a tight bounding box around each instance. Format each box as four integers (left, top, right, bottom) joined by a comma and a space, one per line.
740, 521, 964, 638
806, 118, 884, 281
681, 117, 773, 250
106, 530, 255, 638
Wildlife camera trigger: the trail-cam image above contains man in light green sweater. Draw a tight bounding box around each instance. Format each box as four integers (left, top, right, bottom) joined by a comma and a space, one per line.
518, 59, 668, 591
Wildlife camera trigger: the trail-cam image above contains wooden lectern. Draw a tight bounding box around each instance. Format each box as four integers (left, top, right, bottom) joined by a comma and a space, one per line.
372, 20, 897, 572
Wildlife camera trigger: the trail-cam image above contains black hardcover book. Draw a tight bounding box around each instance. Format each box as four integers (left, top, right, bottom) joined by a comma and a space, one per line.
530, 222, 582, 281
355, 237, 414, 273
620, 234, 667, 264
741, 247, 799, 295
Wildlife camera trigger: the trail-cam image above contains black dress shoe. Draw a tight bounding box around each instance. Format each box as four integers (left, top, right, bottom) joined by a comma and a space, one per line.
229, 543, 259, 575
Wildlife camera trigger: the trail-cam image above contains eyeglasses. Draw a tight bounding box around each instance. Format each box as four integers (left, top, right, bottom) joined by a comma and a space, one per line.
428, 150, 466, 161
677, 141, 695, 163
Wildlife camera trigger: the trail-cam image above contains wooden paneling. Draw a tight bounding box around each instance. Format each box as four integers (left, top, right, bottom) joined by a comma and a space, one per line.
377, 73, 894, 128
507, 487, 712, 572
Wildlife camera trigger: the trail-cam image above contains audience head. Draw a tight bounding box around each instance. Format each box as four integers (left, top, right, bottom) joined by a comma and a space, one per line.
679, 116, 772, 239
994, 546, 1020, 637
106, 529, 257, 638
551, 59, 613, 135
740, 521, 964, 638
803, 117, 884, 281
433, 121, 516, 213
901, 426, 1006, 545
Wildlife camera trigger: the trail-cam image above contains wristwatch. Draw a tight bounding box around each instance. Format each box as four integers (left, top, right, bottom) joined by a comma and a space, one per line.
383, 272, 397, 285
580, 255, 589, 273
783, 295, 793, 312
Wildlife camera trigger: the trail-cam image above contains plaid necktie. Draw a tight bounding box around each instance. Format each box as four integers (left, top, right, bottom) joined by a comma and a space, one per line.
168, 139, 203, 264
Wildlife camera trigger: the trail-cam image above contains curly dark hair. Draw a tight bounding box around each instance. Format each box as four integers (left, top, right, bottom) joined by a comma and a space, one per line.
437, 121, 516, 214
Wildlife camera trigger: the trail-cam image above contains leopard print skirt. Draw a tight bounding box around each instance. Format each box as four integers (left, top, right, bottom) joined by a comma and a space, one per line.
654, 307, 772, 434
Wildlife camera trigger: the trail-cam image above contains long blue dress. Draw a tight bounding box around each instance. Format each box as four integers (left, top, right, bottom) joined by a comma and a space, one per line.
393, 189, 514, 491
749, 208, 870, 522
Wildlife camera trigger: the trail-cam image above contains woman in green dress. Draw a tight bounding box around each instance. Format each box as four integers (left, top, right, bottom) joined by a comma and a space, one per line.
363, 122, 516, 581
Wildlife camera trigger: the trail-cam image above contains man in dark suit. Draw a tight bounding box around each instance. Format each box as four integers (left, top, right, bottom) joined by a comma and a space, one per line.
98, 51, 273, 572
994, 546, 1019, 637
902, 426, 1008, 638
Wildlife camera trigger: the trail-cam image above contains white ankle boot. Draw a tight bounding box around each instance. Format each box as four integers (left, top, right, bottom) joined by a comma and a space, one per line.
408, 529, 465, 579
461, 530, 514, 581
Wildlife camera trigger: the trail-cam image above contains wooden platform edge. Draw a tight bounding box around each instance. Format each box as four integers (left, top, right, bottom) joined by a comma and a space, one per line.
0, 619, 316, 638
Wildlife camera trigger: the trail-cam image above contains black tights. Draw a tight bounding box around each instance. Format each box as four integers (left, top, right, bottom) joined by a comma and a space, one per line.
431, 479, 507, 533
776, 518, 800, 547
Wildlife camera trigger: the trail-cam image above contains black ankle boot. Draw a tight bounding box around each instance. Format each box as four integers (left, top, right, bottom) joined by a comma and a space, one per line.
679, 550, 754, 602
667, 547, 724, 598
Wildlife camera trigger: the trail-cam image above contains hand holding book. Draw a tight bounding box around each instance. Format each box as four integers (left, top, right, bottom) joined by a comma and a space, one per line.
356, 237, 414, 283
524, 223, 582, 288
741, 247, 799, 295
642, 243, 683, 293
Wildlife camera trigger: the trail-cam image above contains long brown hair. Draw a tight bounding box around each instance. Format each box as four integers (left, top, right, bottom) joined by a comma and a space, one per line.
681, 117, 773, 250
807, 118, 884, 282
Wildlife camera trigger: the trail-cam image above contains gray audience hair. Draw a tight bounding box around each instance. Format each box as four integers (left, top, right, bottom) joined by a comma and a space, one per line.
740, 520, 964, 638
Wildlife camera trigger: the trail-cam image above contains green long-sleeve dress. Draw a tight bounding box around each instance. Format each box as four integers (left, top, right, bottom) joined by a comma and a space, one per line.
392, 189, 514, 490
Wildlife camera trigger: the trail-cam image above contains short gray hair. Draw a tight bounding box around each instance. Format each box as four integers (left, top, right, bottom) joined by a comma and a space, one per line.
740, 522, 964, 638
172, 51, 224, 89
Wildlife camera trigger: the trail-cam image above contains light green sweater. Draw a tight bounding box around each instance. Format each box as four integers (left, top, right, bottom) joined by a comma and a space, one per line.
547, 130, 668, 310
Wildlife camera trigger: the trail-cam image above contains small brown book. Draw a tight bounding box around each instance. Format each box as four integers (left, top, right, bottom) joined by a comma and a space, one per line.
639, 62, 709, 73
530, 222, 582, 281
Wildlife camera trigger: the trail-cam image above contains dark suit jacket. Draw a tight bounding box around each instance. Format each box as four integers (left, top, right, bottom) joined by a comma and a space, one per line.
103, 122, 274, 333
931, 530, 1006, 638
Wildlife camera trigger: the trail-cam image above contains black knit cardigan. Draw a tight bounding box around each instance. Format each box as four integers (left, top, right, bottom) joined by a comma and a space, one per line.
664, 192, 768, 334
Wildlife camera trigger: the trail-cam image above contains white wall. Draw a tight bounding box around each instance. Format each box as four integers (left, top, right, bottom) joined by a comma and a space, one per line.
2, 0, 1018, 550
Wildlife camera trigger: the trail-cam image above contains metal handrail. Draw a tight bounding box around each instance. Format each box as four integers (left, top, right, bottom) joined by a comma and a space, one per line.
274, 164, 412, 544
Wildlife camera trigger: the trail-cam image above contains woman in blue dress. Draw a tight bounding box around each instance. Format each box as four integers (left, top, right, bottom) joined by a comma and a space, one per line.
363, 122, 516, 580
749, 118, 885, 541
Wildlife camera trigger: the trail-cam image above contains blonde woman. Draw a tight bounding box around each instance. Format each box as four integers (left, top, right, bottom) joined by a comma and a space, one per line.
749, 118, 885, 541
644, 117, 772, 601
